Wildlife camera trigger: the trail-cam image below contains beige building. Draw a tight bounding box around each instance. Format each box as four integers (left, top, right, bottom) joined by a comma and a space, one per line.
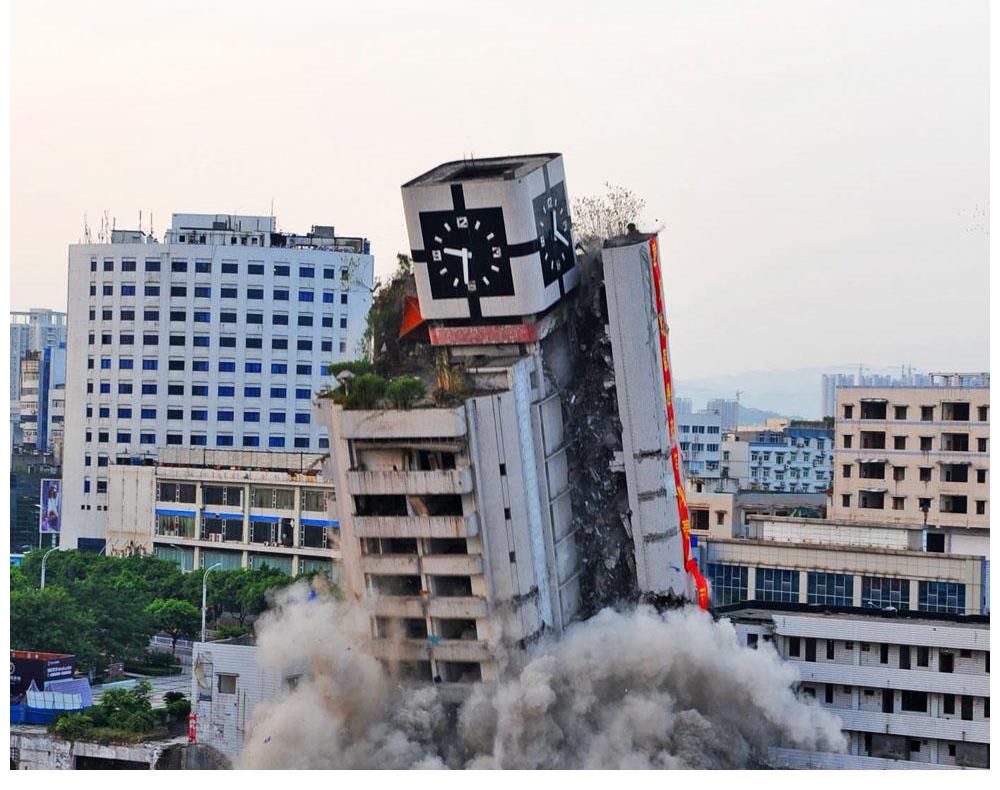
830, 374, 989, 556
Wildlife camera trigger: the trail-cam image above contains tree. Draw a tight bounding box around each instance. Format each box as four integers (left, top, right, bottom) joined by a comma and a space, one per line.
237, 571, 288, 621
345, 373, 387, 409
145, 599, 200, 656
572, 183, 647, 243
386, 375, 426, 409
11, 587, 100, 671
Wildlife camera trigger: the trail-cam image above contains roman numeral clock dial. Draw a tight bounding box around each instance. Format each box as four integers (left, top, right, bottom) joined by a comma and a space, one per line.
533, 181, 575, 288
419, 207, 514, 302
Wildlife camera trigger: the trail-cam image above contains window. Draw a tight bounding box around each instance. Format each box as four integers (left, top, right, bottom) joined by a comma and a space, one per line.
195, 286, 211, 298
166, 434, 183, 445
861, 576, 909, 610
269, 436, 286, 448
880, 643, 889, 664
300, 265, 314, 278
120, 309, 135, 321
274, 264, 290, 277
841, 494, 850, 507
170, 285, 187, 297
323, 291, 334, 304
977, 468, 987, 484
298, 290, 314, 302
270, 411, 286, 424
244, 386, 261, 398
248, 263, 264, 275
217, 674, 237, 694
141, 407, 156, 419
919, 467, 932, 482
220, 336, 237, 348
706, 564, 748, 606
270, 386, 287, 398
221, 286, 238, 299
190, 434, 208, 446
222, 262, 239, 274
171, 260, 188, 273
243, 435, 260, 447
788, 637, 801, 657
843, 434, 852, 449
341, 294, 348, 305
298, 314, 314, 327
217, 410, 235, 422
324, 267, 335, 279
118, 382, 133, 394
892, 496, 905, 511
168, 384, 184, 396
296, 338, 312, 351
842, 464, 851, 478
921, 405, 934, 421
145, 259, 160, 272
143, 308, 159, 321
247, 288, 264, 300
294, 413, 310, 425
824, 685, 834, 704
142, 383, 158, 395
99, 407, 110, 418
244, 411, 260, 423
193, 335, 210, 347
99, 381, 111, 394
755, 568, 799, 603
219, 360, 236, 372
297, 364, 312, 375
272, 363, 288, 374
273, 313, 288, 326
145, 284, 160, 296
217, 434, 234, 447
167, 408, 184, 420
976, 500, 985, 515
272, 338, 288, 350
194, 311, 211, 322
116, 431, 131, 444
893, 466, 905, 481
246, 312, 264, 325
977, 437, 987, 452
919, 436, 932, 451
273, 289, 289, 301
978, 405, 988, 421
807, 572, 853, 607
102, 284, 114, 296
192, 385, 208, 396
294, 437, 310, 448
899, 645, 910, 669
943, 693, 955, 713
916, 646, 929, 667
894, 405, 908, 419
196, 261, 212, 273
296, 387, 311, 400
245, 362, 262, 373
918, 581, 965, 614
339, 316, 348, 329
121, 284, 136, 296
218, 385, 235, 397
321, 340, 333, 352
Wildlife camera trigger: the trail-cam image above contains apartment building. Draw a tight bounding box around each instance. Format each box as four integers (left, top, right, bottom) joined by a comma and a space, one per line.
726, 605, 989, 769
17, 345, 66, 458
10, 309, 67, 399
706, 397, 739, 432
720, 423, 833, 494
103, 447, 340, 578
675, 401, 723, 483
61, 214, 374, 549
830, 374, 990, 556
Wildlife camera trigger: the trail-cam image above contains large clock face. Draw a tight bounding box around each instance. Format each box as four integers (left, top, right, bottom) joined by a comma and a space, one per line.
419, 207, 514, 300
532, 182, 575, 287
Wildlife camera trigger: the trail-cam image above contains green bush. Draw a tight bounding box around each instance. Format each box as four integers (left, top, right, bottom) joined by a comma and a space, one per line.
345, 373, 387, 409
213, 624, 251, 640
143, 650, 175, 668
166, 698, 191, 722
386, 376, 426, 409
327, 360, 373, 377
50, 713, 95, 739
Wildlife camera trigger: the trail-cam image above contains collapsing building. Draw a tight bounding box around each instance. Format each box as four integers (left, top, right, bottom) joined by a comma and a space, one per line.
314, 153, 706, 685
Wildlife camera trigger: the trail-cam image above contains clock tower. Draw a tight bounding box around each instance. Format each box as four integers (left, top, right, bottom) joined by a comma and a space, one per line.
401, 154, 579, 331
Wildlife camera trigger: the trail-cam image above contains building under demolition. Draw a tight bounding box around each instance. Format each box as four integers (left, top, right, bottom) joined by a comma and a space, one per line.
315, 153, 705, 685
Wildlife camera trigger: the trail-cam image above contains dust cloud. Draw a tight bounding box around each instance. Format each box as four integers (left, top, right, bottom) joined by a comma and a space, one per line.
238, 583, 845, 769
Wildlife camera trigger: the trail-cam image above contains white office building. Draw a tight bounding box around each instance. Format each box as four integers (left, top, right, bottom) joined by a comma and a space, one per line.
675, 401, 723, 482
62, 214, 374, 550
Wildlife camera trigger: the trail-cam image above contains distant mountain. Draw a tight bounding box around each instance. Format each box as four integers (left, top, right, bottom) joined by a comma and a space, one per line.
675, 367, 832, 419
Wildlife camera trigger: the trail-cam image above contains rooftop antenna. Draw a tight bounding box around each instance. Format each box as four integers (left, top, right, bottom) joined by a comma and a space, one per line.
139, 210, 142, 235
150, 211, 154, 240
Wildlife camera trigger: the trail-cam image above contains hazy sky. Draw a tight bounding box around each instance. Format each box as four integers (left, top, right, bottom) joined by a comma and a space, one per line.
10, 0, 988, 380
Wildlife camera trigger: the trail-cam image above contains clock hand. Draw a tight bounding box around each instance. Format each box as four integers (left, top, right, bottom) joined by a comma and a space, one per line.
442, 247, 469, 258
553, 213, 569, 245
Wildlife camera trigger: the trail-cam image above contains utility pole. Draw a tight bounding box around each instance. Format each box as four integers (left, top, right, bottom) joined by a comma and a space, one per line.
201, 563, 223, 642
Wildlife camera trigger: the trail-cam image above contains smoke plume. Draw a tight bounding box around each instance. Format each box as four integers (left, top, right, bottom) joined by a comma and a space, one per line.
238, 584, 845, 769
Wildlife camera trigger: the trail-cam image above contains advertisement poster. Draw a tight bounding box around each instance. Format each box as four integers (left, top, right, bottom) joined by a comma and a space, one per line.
39, 479, 61, 534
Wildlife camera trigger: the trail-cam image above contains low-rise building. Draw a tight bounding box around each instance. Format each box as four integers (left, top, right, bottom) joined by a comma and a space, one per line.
721, 423, 833, 494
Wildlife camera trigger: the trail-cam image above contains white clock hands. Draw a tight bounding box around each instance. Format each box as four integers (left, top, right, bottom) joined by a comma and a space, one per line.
552, 211, 569, 245
443, 247, 471, 285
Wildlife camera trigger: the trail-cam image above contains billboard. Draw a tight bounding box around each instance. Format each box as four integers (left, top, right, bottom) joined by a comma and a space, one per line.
10, 651, 76, 703
39, 479, 61, 534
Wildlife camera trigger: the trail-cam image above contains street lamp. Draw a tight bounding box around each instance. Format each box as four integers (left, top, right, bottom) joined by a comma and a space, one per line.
39, 546, 60, 590
201, 562, 223, 643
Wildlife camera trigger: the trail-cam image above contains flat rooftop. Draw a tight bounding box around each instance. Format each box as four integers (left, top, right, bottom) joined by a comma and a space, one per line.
719, 601, 990, 628
403, 153, 558, 187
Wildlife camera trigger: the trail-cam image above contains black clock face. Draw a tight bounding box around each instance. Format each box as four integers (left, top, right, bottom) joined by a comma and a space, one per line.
532, 182, 575, 287
419, 207, 514, 300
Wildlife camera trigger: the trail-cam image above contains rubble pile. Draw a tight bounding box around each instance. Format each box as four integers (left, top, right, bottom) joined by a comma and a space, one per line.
562, 247, 639, 615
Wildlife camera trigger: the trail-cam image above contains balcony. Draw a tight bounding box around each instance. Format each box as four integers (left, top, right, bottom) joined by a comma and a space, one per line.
791, 660, 989, 697
369, 638, 492, 664
360, 554, 483, 577
830, 708, 989, 744
346, 468, 474, 496
337, 406, 467, 440
353, 513, 479, 539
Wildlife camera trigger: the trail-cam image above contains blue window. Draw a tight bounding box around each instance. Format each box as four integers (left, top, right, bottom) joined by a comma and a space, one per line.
270, 411, 286, 424
118, 407, 132, 418
273, 314, 288, 325
192, 385, 209, 396
248, 263, 265, 275
295, 413, 310, 425
196, 261, 211, 273
294, 437, 310, 449
220, 336, 237, 348
172, 260, 188, 273
217, 410, 235, 422
143, 332, 159, 346
247, 313, 264, 325
192, 360, 209, 372
298, 315, 313, 327
340, 316, 348, 329
84, 480, 91, 493
216, 435, 234, 447
144, 309, 159, 321
245, 362, 262, 373
244, 411, 260, 422
247, 288, 264, 300
169, 335, 185, 347
269, 436, 286, 448
99, 407, 110, 418
195, 287, 211, 298
190, 434, 208, 446
322, 316, 333, 328
141, 408, 157, 419
122, 260, 136, 272
273, 289, 289, 301
101, 358, 112, 369
120, 358, 134, 369
300, 266, 314, 278
246, 337, 262, 349
295, 388, 311, 399
298, 290, 314, 302
168, 384, 185, 395
220, 312, 237, 323
807, 572, 854, 607
194, 311, 211, 322
167, 408, 184, 420
221, 287, 238, 299
297, 339, 313, 351
323, 292, 334, 303
219, 361, 236, 372
274, 264, 290, 277
145, 260, 161, 272
323, 268, 335, 279
121, 284, 136, 296
191, 410, 208, 421
218, 385, 235, 397
169, 312, 186, 324
145, 285, 160, 296
296, 364, 312, 375
104, 260, 114, 271
271, 363, 288, 374
103, 284, 114, 296
117, 432, 131, 443
100, 382, 111, 394
272, 338, 288, 350
140, 433, 156, 444
193, 335, 210, 347
318, 437, 330, 449
122, 308, 136, 321
243, 435, 260, 447
244, 386, 261, 398
166, 434, 183, 446
341, 294, 348, 305
222, 262, 239, 274
142, 383, 158, 395
88, 358, 94, 369
861, 577, 910, 611
271, 387, 287, 398
918, 581, 965, 614
755, 568, 800, 603
170, 286, 187, 297
321, 341, 332, 352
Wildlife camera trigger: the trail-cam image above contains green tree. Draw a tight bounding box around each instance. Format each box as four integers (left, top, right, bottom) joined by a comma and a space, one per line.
345, 373, 387, 409
386, 375, 426, 409
145, 599, 200, 655
237, 571, 288, 620
11, 587, 100, 671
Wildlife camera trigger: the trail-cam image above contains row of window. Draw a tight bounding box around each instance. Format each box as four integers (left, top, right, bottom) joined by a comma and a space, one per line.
841, 492, 987, 516
91, 259, 351, 279
90, 359, 321, 374
90, 335, 343, 351
89, 283, 350, 302
706, 564, 967, 614
843, 402, 989, 422
678, 425, 721, 434
86, 407, 312, 423
843, 463, 988, 484
841, 433, 988, 452
80, 434, 327, 470
89, 305, 350, 323
86, 381, 316, 397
